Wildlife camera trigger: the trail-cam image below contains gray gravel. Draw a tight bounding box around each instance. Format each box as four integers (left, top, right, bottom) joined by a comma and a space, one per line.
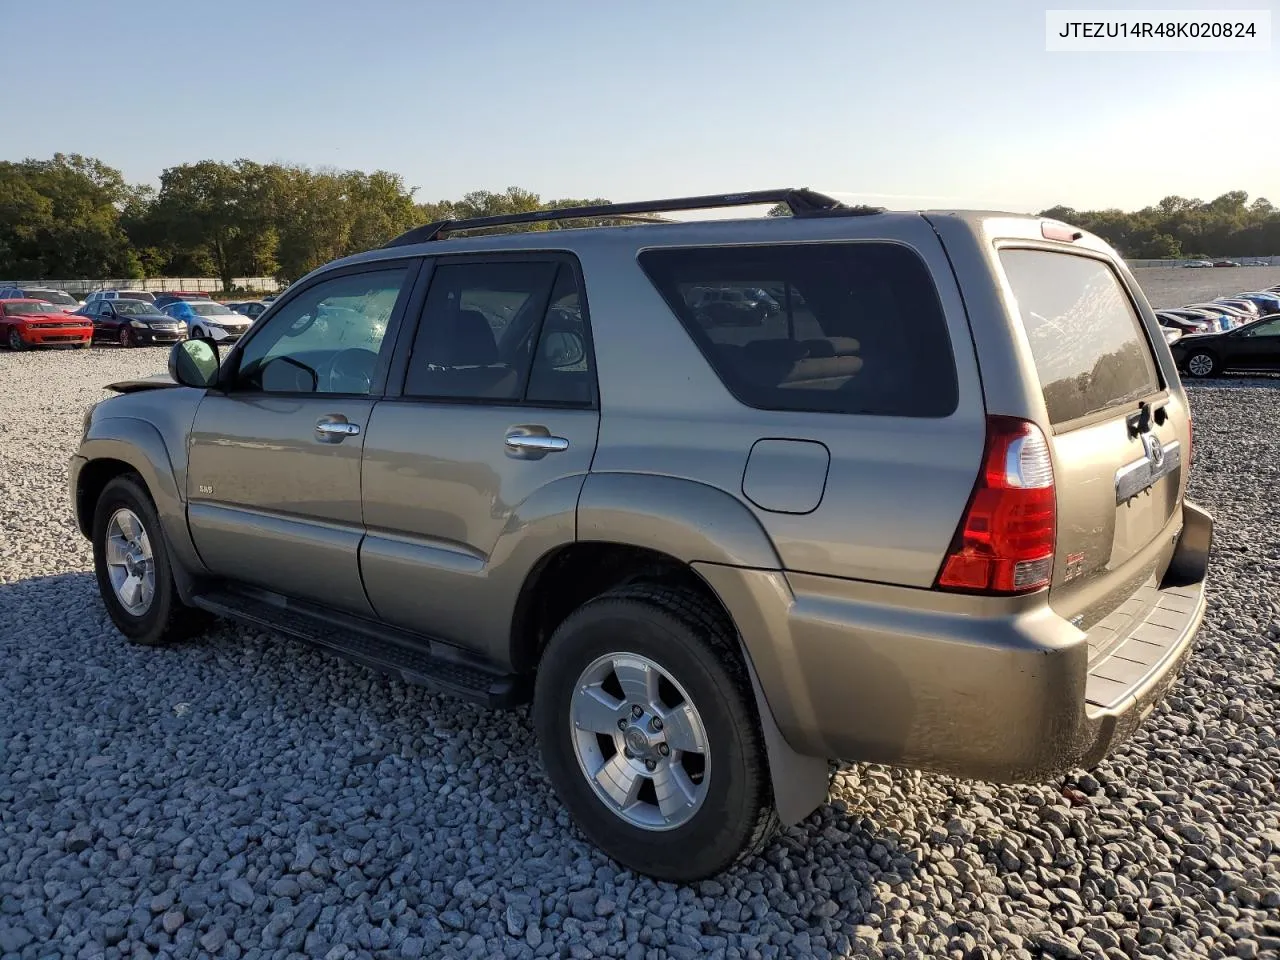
2, 347, 1279, 960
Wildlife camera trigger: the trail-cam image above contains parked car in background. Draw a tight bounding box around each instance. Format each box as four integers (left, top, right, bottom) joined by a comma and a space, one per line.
85, 290, 156, 305
153, 291, 210, 310
1212, 260, 1240, 268
227, 300, 269, 320
0, 286, 83, 310
1233, 292, 1280, 313
1172, 314, 1280, 377
1155, 311, 1213, 335
70, 191, 1211, 881
161, 299, 253, 342
1182, 260, 1213, 268
1213, 298, 1261, 318
1183, 303, 1253, 327
0, 298, 93, 350
1161, 327, 1181, 345
87, 299, 188, 347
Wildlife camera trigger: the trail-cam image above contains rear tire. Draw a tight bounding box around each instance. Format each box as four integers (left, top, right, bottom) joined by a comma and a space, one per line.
533, 584, 779, 881
1185, 351, 1218, 378
92, 474, 209, 646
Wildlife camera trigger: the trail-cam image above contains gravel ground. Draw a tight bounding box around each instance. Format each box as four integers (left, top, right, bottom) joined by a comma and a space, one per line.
1, 347, 1279, 960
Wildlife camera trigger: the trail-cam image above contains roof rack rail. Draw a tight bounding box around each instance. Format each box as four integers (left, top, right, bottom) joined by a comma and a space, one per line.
382, 187, 882, 248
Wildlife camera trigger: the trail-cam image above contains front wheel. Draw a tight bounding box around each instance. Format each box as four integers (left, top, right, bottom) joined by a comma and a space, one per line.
92, 474, 209, 645
1185, 351, 1218, 378
118, 326, 135, 348
8, 327, 26, 351
533, 585, 778, 881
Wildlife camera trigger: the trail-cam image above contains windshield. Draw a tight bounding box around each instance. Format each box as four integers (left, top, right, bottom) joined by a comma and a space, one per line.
192, 302, 234, 316
5, 302, 60, 315
114, 300, 158, 316
28, 290, 78, 306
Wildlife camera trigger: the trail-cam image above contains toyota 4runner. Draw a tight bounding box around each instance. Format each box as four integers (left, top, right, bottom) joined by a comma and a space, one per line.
70, 189, 1212, 881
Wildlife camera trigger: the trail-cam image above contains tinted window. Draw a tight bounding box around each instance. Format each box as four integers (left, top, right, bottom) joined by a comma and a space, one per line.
639, 243, 958, 417
1000, 250, 1160, 425
404, 261, 560, 401
113, 301, 158, 316
235, 268, 409, 395
5, 302, 59, 315
192, 302, 234, 316
525, 266, 594, 406
26, 290, 77, 306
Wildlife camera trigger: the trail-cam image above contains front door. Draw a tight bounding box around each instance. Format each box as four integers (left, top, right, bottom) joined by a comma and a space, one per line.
1227, 316, 1280, 371
186, 262, 420, 614
360, 256, 599, 664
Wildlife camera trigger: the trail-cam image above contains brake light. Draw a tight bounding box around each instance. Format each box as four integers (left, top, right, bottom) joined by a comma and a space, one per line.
937, 416, 1056, 594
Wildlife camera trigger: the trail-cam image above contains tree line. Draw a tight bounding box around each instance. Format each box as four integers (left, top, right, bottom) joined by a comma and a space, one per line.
2, 154, 1277, 289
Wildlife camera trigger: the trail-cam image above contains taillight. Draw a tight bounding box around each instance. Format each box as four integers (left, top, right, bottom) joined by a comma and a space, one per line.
936, 416, 1056, 594
1187, 406, 1194, 467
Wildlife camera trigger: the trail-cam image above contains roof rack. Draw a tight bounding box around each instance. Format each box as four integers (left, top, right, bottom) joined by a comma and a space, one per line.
382, 187, 882, 248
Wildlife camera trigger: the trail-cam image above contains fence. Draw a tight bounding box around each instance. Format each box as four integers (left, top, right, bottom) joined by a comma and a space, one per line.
0, 277, 283, 295
1128, 256, 1280, 268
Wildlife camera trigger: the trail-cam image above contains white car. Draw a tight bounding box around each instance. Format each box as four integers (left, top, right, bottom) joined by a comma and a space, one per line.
84, 290, 156, 304
161, 299, 253, 343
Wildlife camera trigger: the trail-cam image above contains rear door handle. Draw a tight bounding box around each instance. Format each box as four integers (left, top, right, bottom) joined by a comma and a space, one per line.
505, 432, 569, 453
315, 418, 361, 442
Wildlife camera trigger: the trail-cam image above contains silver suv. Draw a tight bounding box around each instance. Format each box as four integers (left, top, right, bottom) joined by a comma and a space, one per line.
70, 189, 1212, 881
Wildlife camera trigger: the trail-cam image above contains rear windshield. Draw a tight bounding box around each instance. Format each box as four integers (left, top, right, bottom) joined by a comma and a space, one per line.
639, 242, 958, 418
27, 290, 77, 306
1000, 249, 1160, 425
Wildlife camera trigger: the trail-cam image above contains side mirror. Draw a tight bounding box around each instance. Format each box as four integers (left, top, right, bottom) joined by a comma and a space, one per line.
169, 338, 221, 388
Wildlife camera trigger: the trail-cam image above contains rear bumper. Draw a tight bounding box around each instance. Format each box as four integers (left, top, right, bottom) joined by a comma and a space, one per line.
696, 499, 1212, 782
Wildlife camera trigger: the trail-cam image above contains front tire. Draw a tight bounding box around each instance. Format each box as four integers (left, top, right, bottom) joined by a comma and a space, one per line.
8, 327, 26, 351
118, 326, 135, 348
92, 474, 208, 645
1185, 351, 1218, 378
534, 584, 779, 881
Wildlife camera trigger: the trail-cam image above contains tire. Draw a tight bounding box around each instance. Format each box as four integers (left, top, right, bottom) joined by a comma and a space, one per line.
1185, 351, 1218, 378
92, 474, 209, 646
533, 584, 779, 881
191, 326, 204, 340
8, 327, 26, 351
118, 326, 135, 348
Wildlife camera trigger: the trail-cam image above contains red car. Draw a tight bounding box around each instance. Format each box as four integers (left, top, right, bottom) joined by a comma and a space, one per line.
0, 299, 94, 350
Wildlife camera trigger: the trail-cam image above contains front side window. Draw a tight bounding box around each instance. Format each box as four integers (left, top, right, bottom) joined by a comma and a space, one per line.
639, 242, 959, 418
234, 267, 410, 395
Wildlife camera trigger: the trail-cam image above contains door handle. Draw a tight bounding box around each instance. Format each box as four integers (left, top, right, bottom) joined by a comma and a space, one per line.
315, 418, 361, 441
504, 432, 569, 453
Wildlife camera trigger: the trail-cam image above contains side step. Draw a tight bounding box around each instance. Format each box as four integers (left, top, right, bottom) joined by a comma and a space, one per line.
190, 586, 527, 708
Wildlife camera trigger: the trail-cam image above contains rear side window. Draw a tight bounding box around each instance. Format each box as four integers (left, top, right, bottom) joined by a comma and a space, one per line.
1000, 249, 1160, 425
639, 242, 958, 418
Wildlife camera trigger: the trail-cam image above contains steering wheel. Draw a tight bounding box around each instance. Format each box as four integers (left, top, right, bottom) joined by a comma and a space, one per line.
325, 348, 378, 394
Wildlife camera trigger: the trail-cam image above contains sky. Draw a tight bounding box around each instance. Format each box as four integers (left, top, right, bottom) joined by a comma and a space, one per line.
3, 0, 1277, 213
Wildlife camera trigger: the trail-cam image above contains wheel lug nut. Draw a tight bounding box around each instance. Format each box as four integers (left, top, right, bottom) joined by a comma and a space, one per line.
624, 749, 634, 759
658, 743, 670, 757
631, 705, 643, 719
650, 717, 663, 732
644, 759, 656, 771
617, 718, 628, 730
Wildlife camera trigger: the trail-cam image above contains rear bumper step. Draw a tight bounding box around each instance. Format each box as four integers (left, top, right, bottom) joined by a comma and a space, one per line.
190, 586, 526, 708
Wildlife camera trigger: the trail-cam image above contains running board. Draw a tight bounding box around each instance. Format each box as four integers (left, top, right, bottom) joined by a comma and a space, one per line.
190, 587, 527, 708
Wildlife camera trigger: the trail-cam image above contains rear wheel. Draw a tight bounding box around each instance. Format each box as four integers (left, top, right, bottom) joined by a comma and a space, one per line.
92, 474, 209, 645
533, 584, 778, 881
1185, 351, 1218, 378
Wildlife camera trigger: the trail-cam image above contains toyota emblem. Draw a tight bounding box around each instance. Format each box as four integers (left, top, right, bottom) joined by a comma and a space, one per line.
1142, 433, 1164, 468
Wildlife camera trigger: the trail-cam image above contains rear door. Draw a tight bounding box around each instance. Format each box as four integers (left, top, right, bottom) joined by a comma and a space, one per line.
998, 247, 1185, 631
359, 255, 599, 664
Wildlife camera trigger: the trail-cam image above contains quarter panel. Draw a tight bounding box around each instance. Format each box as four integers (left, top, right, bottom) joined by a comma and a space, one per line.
585, 219, 987, 586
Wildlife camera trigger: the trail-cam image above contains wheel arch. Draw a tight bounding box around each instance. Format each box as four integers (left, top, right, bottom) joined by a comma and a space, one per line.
77, 419, 207, 584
